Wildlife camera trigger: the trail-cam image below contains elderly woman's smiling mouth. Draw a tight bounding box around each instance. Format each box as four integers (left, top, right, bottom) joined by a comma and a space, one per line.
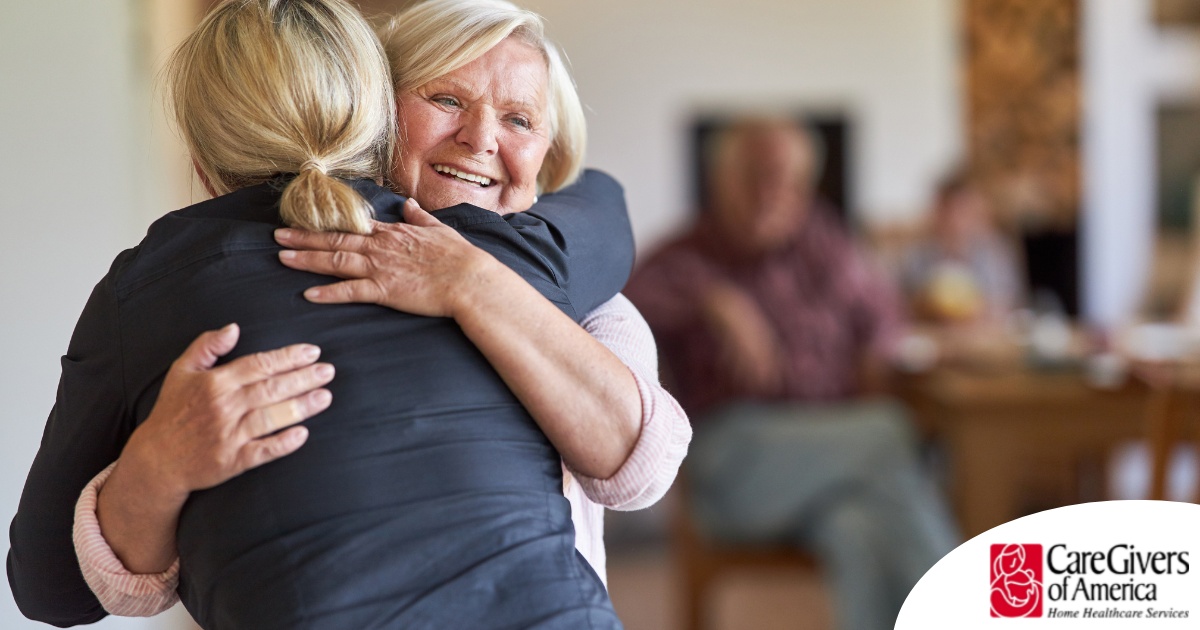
432, 163, 496, 187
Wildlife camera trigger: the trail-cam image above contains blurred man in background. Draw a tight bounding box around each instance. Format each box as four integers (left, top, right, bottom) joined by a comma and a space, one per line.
626, 117, 957, 630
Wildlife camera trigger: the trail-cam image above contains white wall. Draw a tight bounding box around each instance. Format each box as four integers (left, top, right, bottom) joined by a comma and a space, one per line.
0, 1, 191, 627
521, 0, 963, 249
1081, 0, 1157, 329
1082, 0, 1200, 327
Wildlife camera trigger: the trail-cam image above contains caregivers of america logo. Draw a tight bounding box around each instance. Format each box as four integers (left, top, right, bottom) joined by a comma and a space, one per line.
894, 502, 1200, 627
991, 544, 1043, 617
989, 543, 1191, 620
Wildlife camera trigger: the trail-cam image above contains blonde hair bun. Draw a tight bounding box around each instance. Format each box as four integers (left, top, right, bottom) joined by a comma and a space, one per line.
168, 0, 397, 234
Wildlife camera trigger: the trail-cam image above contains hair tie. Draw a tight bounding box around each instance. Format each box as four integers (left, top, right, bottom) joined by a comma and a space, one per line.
300, 159, 328, 175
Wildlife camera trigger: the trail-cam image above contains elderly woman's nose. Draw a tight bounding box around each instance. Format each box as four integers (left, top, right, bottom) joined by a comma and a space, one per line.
455, 109, 499, 155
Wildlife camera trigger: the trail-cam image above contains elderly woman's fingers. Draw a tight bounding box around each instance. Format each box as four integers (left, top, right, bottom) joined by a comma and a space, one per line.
240, 362, 335, 410
240, 388, 331, 440
221, 342, 322, 386
279, 249, 373, 279
237, 425, 311, 471
274, 227, 370, 253
173, 323, 240, 373
401, 198, 441, 227
303, 279, 386, 305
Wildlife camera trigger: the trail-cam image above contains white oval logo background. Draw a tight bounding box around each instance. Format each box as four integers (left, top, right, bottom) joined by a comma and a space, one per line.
896, 501, 1200, 629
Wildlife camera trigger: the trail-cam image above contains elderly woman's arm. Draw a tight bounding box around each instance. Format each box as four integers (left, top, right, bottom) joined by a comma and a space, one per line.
276, 199, 643, 478
95, 327, 332, 575
9, 268, 322, 624
568, 295, 691, 509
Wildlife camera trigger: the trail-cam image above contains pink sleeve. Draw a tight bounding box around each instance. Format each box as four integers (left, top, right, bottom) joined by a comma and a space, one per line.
571, 293, 692, 511
73, 461, 180, 617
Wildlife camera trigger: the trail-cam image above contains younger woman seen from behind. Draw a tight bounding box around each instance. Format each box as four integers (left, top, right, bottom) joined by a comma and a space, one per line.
10, 1, 637, 627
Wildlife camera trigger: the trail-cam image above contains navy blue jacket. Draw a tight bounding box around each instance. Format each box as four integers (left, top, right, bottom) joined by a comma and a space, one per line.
9, 172, 631, 629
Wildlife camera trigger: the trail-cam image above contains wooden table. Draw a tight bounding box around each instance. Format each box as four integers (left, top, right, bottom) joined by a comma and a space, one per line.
898, 367, 1151, 538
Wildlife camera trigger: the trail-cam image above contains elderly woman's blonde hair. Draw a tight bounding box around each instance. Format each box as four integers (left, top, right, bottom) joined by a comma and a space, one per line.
377, 0, 586, 194
167, 0, 396, 234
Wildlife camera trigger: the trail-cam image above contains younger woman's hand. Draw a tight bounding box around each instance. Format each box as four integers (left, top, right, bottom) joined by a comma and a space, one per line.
274, 198, 499, 318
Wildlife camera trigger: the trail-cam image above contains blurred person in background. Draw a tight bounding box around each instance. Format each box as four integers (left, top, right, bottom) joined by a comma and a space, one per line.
626, 117, 957, 630
902, 169, 1022, 326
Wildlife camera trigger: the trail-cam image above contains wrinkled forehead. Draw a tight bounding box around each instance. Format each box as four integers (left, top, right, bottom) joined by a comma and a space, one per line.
419, 38, 549, 111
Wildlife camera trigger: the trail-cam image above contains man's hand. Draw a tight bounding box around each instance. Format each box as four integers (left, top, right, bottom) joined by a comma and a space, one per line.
702, 282, 786, 395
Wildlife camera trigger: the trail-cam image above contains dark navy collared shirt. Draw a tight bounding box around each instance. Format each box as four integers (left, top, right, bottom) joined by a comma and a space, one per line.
9, 171, 631, 629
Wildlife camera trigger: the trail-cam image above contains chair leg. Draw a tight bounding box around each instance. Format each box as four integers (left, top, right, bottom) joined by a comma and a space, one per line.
1148, 386, 1178, 501
681, 562, 711, 630
682, 574, 702, 630
1187, 390, 1200, 504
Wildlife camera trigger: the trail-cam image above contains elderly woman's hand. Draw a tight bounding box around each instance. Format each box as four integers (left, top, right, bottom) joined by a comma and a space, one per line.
120, 324, 334, 497
276, 198, 642, 479
276, 199, 497, 317
99, 324, 334, 572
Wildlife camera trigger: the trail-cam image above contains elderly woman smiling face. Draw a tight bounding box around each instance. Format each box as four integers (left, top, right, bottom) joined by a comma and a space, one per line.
377, 0, 585, 215
396, 38, 549, 213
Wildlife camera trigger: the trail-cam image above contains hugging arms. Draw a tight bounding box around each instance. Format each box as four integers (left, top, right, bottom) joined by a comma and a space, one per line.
13, 173, 688, 628
10, 1, 690, 626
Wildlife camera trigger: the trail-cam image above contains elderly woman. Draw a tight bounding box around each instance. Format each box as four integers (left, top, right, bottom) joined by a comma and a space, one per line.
9, 0, 688, 628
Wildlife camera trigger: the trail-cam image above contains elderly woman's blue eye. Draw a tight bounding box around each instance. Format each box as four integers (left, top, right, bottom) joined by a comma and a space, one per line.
432, 96, 460, 107
509, 116, 532, 130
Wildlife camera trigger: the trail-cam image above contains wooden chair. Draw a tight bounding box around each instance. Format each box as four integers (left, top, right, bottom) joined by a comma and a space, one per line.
672, 478, 820, 630
1144, 361, 1200, 501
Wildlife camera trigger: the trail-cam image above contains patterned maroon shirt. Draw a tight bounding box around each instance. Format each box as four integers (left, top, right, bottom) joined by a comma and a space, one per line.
626, 206, 904, 417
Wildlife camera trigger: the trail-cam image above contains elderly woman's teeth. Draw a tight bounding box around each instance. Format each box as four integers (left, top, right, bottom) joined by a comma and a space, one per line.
434, 164, 492, 187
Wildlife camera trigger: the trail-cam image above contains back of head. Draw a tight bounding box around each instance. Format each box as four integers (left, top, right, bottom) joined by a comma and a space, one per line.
168, 0, 396, 234
934, 168, 975, 209
932, 167, 992, 247
377, 0, 586, 193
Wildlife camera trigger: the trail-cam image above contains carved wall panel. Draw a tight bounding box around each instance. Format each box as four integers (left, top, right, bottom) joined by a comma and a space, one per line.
965, 0, 1081, 229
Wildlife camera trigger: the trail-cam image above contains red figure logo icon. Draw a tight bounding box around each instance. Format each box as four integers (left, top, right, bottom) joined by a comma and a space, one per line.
990, 544, 1043, 618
